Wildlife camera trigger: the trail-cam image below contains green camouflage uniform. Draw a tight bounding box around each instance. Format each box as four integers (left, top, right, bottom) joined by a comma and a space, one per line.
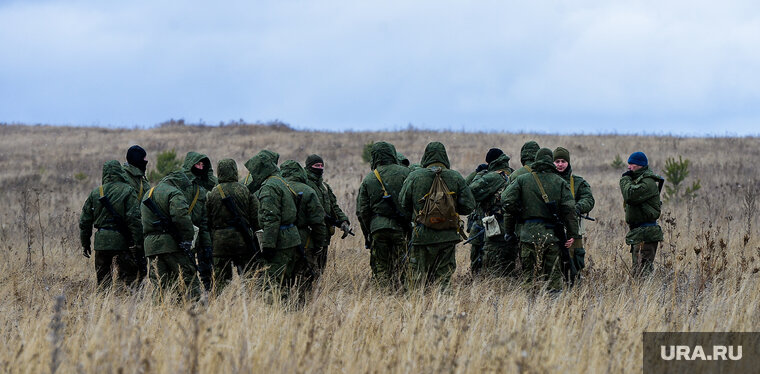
501, 148, 580, 291
80, 160, 143, 287
357, 142, 411, 288
554, 147, 595, 280
470, 154, 517, 276
305, 155, 349, 271
123, 161, 151, 279
280, 160, 329, 284
464, 167, 487, 274
399, 142, 475, 289
396, 152, 411, 167
620, 166, 664, 276
245, 151, 302, 289
206, 159, 260, 286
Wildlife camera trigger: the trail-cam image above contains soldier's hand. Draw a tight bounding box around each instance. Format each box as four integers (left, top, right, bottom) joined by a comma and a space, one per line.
178, 241, 193, 257
503, 232, 517, 245
565, 238, 575, 248
82, 246, 91, 258
339, 222, 352, 239
621, 170, 634, 178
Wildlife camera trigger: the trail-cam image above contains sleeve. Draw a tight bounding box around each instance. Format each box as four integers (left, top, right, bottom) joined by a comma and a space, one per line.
620, 176, 659, 205
125, 188, 143, 246
455, 177, 476, 216
326, 183, 349, 224
575, 179, 595, 214
257, 184, 282, 249
500, 180, 521, 233
248, 191, 260, 231
305, 193, 328, 248
196, 194, 212, 249
399, 175, 414, 218
79, 193, 94, 248
168, 191, 195, 243
560, 182, 581, 239
356, 180, 372, 238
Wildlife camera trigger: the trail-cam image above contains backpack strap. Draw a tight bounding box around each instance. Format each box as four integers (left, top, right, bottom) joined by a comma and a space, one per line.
268, 176, 298, 197
530, 172, 550, 203
188, 186, 200, 214
98, 185, 105, 197
373, 169, 390, 197
216, 184, 227, 198
570, 175, 575, 199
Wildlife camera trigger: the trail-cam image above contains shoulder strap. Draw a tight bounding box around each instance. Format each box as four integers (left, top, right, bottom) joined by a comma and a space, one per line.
188, 186, 200, 214
216, 184, 226, 198
530, 172, 550, 203
269, 175, 298, 197
525, 165, 532, 172
245, 173, 252, 185
373, 169, 390, 197
570, 175, 575, 199
148, 186, 156, 198
98, 185, 104, 197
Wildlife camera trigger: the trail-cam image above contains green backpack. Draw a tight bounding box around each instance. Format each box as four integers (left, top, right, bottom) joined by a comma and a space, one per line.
415, 168, 459, 230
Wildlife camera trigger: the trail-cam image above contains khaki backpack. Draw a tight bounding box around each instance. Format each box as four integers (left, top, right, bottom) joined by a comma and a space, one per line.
416, 168, 459, 230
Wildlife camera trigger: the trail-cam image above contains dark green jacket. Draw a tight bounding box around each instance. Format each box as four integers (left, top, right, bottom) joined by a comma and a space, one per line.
558, 165, 594, 214
206, 159, 260, 257
181, 152, 213, 249
357, 142, 411, 235
80, 160, 143, 251
281, 160, 328, 249
470, 155, 513, 243
509, 140, 540, 183
399, 142, 475, 245
246, 151, 301, 250
141, 170, 196, 256
306, 168, 349, 226
620, 166, 664, 244
123, 163, 151, 202
501, 151, 580, 243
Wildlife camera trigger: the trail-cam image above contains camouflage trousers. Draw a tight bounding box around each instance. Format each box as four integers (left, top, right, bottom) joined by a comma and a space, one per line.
468, 228, 485, 275
520, 241, 563, 291
630, 242, 658, 276
261, 246, 299, 291
482, 239, 520, 277
370, 229, 407, 289
569, 240, 586, 281
407, 242, 457, 289
304, 245, 327, 279
148, 252, 200, 297
94, 250, 139, 287
214, 252, 257, 287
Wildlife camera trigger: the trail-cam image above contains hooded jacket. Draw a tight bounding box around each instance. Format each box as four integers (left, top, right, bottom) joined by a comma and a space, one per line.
305, 159, 349, 231
620, 166, 664, 244
501, 148, 580, 243
246, 151, 301, 250
141, 169, 197, 256
356, 142, 411, 235
206, 159, 260, 257
180, 152, 213, 249
80, 160, 143, 251
509, 141, 540, 183
123, 162, 151, 201
399, 142, 475, 245
280, 160, 328, 249
468, 154, 513, 244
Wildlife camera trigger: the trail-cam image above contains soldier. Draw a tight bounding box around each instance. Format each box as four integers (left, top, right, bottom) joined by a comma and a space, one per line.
501, 148, 580, 292
470, 153, 516, 277
123, 145, 150, 279
509, 141, 540, 183
205, 159, 260, 288
620, 151, 664, 276
280, 160, 329, 285
553, 147, 595, 281
304, 154, 351, 271
80, 160, 143, 287
400, 141, 475, 289
466, 148, 505, 275
180, 152, 214, 289
356, 142, 411, 288
245, 150, 302, 292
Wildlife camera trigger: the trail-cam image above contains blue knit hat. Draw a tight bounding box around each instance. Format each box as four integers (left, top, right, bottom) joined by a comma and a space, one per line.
627, 151, 648, 167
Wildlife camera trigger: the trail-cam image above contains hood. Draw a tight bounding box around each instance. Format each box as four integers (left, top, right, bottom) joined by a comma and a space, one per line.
102, 160, 129, 185
487, 154, 511, 172
245, 150, 280, 191
183, 151, 216, 189
529, 148, 557, 173
280, 160, 308, 183
520, 141, 540, 166
396, 152, 410, 167
370, 142, 399, 169
420, 142, 450, 169
217, 158, 238, 183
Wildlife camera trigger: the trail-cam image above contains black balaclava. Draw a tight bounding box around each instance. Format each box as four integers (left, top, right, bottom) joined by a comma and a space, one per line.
306, 154, 324, 176
485, 148, 504, 164
191, 160, 207, 177
126, 145, 148, 173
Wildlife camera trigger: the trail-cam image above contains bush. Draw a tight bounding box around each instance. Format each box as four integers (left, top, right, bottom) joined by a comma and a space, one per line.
610, 154, 625, 169
663, 155, 701, 203
74, 172, 88, 182
361, 142, 374, 164
148, 149, 182, 182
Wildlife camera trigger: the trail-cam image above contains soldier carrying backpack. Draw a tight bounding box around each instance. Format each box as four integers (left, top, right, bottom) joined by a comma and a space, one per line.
400, 142, 475, 289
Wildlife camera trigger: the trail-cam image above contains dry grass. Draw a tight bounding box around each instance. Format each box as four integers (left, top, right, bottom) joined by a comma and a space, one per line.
0, 123, 758, 373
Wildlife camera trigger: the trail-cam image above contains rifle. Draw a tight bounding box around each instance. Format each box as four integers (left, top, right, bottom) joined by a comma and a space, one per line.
578, 212, 596, 221
545, 201, 572, 284
325, 214, 355, 238
463, 226, 485, 245
373, 168, 411, 237
218, 187, 259, 255
142, 195, 197, 271
98, 193, 134, 246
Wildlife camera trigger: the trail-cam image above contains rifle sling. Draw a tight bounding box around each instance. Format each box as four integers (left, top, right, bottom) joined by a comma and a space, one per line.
530, 172, 550, 203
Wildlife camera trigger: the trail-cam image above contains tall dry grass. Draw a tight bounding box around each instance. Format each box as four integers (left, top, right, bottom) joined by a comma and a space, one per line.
0, 123, 758, 373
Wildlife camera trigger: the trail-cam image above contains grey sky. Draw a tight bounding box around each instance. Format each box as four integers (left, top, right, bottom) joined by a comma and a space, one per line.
1, 0, 758, 135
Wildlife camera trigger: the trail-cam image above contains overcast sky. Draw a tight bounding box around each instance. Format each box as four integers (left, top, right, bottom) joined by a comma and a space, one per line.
1, 0, 758, 135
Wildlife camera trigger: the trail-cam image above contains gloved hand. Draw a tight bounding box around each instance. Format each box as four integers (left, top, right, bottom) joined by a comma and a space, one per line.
475, 163, 488, 172
82, 245, 91, 258
503, 232, 517, 245
178, 241, 193, 257
621, 170, 634, 178
261, 247, 276, 261
339, 221, 353, 239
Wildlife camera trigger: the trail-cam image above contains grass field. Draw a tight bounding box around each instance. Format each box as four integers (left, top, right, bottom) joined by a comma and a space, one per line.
0, 123, 758, 373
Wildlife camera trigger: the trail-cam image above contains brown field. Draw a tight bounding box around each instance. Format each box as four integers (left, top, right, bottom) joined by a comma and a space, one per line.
0, 123, 758, 373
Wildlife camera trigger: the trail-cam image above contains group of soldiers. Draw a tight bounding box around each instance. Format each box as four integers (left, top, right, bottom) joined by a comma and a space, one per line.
80, 140, 664, 297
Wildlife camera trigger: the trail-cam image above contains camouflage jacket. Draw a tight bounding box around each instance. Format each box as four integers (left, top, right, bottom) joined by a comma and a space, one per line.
306, 169, 349, 228
140, 170, 196, 256
356, 142, 411, 235
123, 163, 151, 202
281, 160, 328, 250
206, 159, 260, 257
620, 166, 664, 244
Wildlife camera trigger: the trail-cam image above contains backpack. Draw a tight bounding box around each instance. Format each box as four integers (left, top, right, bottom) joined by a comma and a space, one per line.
416, 168, 459, 230
469, 170, 509, 203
